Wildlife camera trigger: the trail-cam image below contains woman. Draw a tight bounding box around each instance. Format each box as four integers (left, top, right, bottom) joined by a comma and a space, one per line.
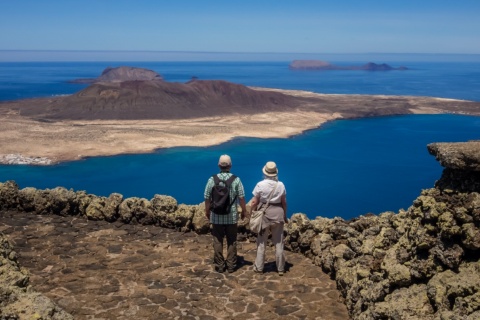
250, 161, 288, 276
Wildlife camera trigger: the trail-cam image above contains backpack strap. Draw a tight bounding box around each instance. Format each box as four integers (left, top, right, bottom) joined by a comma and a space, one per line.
226, 175, 237, 205
210, 175, 220, 202
212, 174, 236, 186
225, 174, 237, 186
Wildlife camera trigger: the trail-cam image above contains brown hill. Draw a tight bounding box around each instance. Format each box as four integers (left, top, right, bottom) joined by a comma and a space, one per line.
69, 66, 163, 84
17, 67, 304, 120
96, 66, 163, 82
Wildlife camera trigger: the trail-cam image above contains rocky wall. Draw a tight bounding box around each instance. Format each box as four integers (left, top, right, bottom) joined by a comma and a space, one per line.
0, 233, 73, 319
0, 141, 479, 319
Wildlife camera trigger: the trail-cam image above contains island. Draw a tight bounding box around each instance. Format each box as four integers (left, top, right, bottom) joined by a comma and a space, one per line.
0, 66, 478, 165
289, 60, 408, 70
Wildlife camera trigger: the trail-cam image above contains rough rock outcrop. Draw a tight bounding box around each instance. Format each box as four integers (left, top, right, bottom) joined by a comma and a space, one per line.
0, 140, 479, 319
0, 233, 73, 319
0, 182, 213, 235
428, 141, 480, 172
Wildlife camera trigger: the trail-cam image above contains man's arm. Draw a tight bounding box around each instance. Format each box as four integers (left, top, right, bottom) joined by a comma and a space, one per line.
236, 178, 247, 220
238, 197, 247, 220
204, 199, 211, 221
204, 177, 214, 221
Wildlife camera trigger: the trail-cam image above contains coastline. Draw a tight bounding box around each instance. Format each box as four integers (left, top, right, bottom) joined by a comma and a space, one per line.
0, 111, 340, 165
0, 87, 479, 165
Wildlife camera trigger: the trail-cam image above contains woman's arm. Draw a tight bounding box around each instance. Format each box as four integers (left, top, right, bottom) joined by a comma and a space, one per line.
250, 196, 259, 214
281, 194, 288, 223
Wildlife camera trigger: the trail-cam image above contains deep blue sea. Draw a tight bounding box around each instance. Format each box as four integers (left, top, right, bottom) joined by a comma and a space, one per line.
1, 59, 480, 219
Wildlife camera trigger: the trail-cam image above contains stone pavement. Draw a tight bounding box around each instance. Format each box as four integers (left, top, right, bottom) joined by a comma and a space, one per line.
0, 211, 349, 320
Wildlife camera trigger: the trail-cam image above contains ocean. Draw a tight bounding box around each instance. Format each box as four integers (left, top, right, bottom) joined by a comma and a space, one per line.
1, 59, 480, 219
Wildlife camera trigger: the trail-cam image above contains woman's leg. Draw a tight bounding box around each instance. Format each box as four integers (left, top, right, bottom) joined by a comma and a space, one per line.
270, 223, 285, 272
254, 229, 269, 272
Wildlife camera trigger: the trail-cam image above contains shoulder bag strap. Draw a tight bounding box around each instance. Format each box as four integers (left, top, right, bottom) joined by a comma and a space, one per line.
262, 182, 278, 213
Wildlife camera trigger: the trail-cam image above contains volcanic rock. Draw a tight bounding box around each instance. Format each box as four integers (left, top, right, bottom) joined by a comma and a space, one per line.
0, 233, 73, 319
428, 141, 480, 171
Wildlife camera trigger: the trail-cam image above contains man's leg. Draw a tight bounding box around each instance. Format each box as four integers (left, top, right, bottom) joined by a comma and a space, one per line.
212, 224, 226, 272
225, 224, 238, 272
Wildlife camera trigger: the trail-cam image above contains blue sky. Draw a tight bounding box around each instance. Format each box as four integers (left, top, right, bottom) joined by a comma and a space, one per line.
1, 0, 479, 60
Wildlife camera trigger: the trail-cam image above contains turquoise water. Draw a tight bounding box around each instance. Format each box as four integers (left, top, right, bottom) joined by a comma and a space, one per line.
0, 60, 479, 219
0, 114, 479, 219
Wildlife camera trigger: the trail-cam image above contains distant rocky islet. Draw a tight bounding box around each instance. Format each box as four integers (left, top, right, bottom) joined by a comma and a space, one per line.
289, 59, 408, 71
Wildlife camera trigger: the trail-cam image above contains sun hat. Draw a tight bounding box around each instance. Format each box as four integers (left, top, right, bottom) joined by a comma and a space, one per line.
262, 161, 278, 177
218, 154, 232, 167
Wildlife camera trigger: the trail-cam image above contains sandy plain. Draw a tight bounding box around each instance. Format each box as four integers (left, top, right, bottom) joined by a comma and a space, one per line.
0, 88, 479, 164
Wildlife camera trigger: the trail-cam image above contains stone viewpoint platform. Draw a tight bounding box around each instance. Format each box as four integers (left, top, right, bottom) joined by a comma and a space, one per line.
0, 211, 348, 320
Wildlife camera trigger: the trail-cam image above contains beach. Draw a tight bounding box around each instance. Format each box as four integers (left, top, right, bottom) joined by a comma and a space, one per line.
1, 88, 479, 164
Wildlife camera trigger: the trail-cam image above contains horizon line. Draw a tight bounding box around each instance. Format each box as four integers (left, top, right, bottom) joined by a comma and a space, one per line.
1, 50, 480, 56
2, 50, 480, 63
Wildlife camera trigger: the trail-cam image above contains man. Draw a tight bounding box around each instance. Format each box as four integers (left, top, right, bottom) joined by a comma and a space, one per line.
204, 154, 247, 273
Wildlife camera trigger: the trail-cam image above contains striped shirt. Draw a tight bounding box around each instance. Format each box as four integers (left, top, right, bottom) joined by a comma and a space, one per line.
204, 172, 245, 224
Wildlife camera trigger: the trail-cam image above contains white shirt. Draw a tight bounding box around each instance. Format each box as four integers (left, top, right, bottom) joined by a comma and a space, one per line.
252, 179, 286, 204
